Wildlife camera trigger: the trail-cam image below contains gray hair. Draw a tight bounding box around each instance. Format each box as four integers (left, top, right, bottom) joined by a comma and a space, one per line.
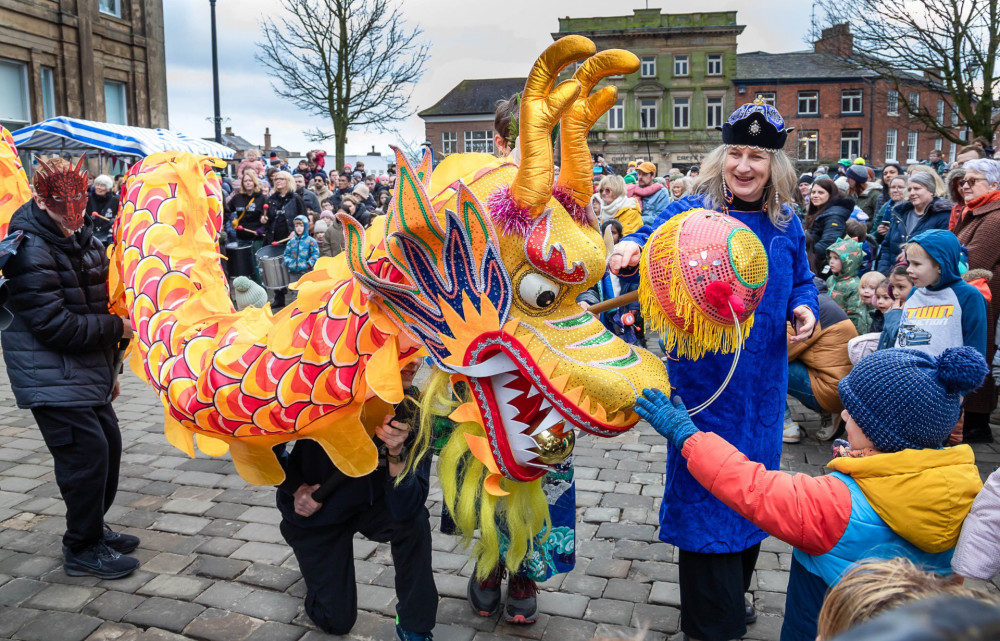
964, 159, 1000, 187
906, 171, 937, 194
93, 174, 114, 190
693, 145, 796, 228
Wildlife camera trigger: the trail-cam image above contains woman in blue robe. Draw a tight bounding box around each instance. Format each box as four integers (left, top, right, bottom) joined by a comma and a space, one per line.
609, 102, 819, 641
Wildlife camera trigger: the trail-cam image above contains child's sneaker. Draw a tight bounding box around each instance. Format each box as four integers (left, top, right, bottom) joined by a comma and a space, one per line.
504, 574, 539, 624
395, 622, 432, 640
468, 563, 505, 617
816, 413, 844, 441
783, 411, 801, 443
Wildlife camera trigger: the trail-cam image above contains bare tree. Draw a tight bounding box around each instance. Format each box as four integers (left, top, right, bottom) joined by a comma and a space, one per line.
814, 0, 1000, 144
256, 0, 430, 168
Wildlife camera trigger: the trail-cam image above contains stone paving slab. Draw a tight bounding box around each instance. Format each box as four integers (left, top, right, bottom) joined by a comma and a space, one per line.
2, 366, 1000, 641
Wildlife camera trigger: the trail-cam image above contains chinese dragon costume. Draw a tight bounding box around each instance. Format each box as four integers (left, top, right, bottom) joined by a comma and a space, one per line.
0, 38, 770, 576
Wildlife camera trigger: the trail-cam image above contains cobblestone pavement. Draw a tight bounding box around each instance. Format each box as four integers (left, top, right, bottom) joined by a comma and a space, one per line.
1, 360, 999, 641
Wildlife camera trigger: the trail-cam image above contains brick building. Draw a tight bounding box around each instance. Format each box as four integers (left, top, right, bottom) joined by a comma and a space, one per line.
418, 77, 525, 159
0, 0, 168, 132
734, 25, 964, 169
555, 9, 744, 173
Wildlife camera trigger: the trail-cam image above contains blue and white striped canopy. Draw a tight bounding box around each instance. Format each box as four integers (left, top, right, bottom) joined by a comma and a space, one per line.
11, 117, 235, 159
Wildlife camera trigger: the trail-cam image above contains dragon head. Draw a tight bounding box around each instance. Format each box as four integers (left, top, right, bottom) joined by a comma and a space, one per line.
345, 36, 669, 485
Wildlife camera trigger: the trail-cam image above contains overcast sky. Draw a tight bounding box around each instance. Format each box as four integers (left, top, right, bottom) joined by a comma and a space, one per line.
163, 1, 814, 157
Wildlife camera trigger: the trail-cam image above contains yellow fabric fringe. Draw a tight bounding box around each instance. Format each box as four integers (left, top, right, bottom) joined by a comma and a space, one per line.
422, 368, 551, 578
638, 213, 754, 360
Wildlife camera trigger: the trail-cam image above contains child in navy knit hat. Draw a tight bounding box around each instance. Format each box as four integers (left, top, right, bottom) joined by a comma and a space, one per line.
635, 346, 988, 641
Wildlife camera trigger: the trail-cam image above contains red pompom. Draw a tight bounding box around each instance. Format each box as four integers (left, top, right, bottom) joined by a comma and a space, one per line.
704, 281, 733, 311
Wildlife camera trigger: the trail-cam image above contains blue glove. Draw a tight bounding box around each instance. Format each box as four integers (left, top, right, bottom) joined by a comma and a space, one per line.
635, 388, 698, 449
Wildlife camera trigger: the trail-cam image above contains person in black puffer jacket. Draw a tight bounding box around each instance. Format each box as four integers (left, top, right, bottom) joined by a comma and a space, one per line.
264, 171, 306, 245
1, 158, 140, 580
85, 174, 119, 247
804, 177, 854, 276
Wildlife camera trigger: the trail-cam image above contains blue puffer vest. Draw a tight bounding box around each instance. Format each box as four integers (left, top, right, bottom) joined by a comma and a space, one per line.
793, 472, 955, 586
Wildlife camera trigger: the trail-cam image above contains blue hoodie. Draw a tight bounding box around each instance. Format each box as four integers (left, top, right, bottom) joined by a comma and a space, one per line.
897, 229, 986, 357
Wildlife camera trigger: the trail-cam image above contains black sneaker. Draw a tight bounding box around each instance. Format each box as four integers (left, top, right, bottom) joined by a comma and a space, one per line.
64, 542, 140, 579
103, 524, 140, 554
504, 573, 539, 624
468, 563, 505, 617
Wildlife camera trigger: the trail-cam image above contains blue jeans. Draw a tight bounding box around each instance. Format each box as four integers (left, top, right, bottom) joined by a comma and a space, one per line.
787, 360, 822, 413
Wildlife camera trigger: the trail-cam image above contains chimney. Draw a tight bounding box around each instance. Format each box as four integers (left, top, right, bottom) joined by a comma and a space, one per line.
264, 127, 272, 151
814, 23, 854, 57
224, 126, 233, 136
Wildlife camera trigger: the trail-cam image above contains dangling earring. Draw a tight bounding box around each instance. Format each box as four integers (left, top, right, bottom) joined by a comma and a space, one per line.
723, 178, 734, 216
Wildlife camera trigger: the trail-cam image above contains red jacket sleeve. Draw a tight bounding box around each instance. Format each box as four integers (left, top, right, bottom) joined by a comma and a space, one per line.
681, 431, 852, 556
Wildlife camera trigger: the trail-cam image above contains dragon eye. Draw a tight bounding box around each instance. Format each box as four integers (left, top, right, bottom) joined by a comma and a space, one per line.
519, 272, 560, 309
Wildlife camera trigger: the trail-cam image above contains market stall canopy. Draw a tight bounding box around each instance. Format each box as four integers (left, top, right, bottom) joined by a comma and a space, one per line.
11, 117, 235, 159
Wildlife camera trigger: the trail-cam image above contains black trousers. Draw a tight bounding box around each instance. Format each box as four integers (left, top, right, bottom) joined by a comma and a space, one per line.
678, 543, 761, 641
280, 501, 438, 635
31, 403, 121, 553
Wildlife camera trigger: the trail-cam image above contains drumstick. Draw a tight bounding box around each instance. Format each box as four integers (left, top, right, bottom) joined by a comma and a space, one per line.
586, 290, 639, 314
90, 212, 111, 222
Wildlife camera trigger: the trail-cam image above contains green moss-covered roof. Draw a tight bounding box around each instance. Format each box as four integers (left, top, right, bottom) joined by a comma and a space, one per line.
556, 9, 741, 35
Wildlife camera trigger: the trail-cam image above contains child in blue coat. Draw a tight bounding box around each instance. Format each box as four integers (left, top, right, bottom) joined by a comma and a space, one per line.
284, 214, 319, 282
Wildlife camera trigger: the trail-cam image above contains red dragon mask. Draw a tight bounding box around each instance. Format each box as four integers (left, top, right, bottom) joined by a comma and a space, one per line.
35, 156, 88, 232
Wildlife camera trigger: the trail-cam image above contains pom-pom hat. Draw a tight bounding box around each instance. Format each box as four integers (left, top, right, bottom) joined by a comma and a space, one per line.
719, 99, 793, 151
232, 276, 269, 310
838, 347, 988, 452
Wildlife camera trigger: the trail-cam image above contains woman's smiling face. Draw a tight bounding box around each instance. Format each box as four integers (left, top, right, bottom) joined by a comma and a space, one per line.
724, 146, 771, 202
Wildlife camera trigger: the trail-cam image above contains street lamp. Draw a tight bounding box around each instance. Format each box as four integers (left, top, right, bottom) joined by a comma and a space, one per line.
210, 0, 222, 144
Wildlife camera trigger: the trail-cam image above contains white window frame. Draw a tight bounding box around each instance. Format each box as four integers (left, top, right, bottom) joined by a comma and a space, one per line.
798, 130, 818, 162
463, 130, 494, 154
797, 91, 818, 115
907, 130, 919, 163
641, 56, 656, 78
40, 66, 56, 120
607, 99, 624, 130
640, 98, 658, 130
936, 99, 945, 125
755, 92, 776, 106
707, 54, 723, 76
99, 0, 122, 18
104, 80, 127, 125
841, 129, 862, 159
841, 89, 863, 114
885, 128, 897, 162
949, 142, 957, 162
672, 97, 689, 130
705, 96, 723, 129
908, 92, 920, 117
673, 55, 689, 77
951, 106, 959, 127
887, 90, 898, 116
441, 131, 456, 155
0, 58, 31, 130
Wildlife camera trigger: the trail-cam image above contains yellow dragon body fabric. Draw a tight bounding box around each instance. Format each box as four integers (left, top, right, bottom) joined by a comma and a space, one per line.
0, 127, 32, 239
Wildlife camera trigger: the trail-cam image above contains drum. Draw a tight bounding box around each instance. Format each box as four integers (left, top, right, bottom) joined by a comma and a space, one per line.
226, 242, 255, 278
256, 244, 290, 290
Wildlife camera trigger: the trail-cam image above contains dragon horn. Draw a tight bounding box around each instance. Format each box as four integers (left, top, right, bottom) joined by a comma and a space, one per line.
509, 36, 594, 216
556, 50, 640, 207
74, 154, 88, 179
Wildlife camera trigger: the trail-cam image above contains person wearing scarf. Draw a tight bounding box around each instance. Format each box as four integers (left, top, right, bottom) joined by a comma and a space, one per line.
595, 175, 642, 235
952, 158, 1000, 443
